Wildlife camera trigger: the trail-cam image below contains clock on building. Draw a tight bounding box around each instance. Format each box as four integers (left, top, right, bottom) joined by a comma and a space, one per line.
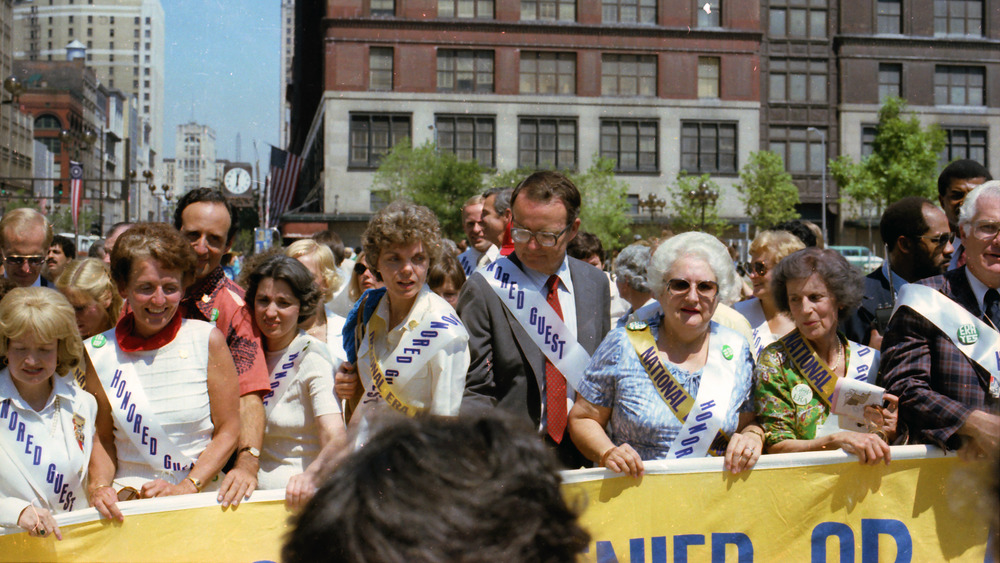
224, 167, 252, 195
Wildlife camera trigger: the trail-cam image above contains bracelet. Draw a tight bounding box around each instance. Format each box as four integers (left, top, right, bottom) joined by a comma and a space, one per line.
599, 447, 615, 467
743, 428, 766, 442
869, 429, 889, 443
184, 476, 204, 492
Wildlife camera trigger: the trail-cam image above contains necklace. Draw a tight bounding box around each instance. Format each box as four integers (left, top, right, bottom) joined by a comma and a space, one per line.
50, 396, 61, 437
826, 339, 844, 372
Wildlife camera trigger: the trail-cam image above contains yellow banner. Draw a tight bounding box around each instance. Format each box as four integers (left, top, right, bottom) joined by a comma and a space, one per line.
0, 446, 992, 562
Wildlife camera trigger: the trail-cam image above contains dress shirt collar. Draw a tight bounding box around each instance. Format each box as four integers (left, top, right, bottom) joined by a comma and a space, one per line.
964, 267, 993, 315
519, 255, 574, 297
0, 367, 74, 412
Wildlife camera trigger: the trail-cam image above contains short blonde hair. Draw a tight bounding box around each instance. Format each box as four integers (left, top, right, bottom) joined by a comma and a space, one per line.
0, 287, 83, 377
0, 208, 53, 251
286, 239, 341, 302
749, 230, 806, 264
56, 258, 123, 330
362, 201, 443, 279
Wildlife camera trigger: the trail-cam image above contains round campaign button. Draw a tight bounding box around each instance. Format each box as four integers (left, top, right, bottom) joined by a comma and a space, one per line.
791, 383, 813, 406
721, 345, 734, 360
627, 320, 648, 331
956, 324, 978, 345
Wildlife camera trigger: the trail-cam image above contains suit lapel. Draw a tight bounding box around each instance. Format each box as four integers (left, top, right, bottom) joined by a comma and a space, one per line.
503, 254, 547, 390
569, 258, 596, 350
945, 267, 983, 317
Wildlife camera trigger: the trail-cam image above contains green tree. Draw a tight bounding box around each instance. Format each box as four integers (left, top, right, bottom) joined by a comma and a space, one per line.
830, 97, 946, 215
736, 150, 800, 233
372, 139, 486, 240
668, 172, 729, 237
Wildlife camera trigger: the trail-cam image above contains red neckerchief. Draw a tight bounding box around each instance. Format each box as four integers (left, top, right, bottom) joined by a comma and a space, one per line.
115, 310, 183, 352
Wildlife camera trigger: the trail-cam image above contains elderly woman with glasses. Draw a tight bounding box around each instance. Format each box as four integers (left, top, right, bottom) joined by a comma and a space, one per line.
568, 232, 762, 477
734, 230, 806, 359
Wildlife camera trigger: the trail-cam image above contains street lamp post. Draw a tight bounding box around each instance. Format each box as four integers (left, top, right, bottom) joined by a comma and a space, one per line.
2, 76, 25, 105
637, 193, 666, 221
146, 172, 171, 222
807, 127, 827, 245
688, 181, 719, 231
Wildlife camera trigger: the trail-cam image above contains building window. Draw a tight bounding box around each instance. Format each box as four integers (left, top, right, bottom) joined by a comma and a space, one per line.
109, 28, 114, 37
349, 114, 411, 169
600, 119, 658, 172
436, 115, 495, 168
681, 121, 737, 174
144, 67, 150, 75
769, 0, 827, 38
521, 0, 575, 21
134, 28, 140, 38
696, 0, 720, 27
518, 117, 577, 170
768, 59, 828, 103
369, 47, 393, 91
934, 0, 982, 36
87, 15, 93, 23
876, 0, 901, 33
861, 125, 877, 157
438, 0, 493, 18
627, 193, 640, 214
520, 52, 576, 95
34, 114, 62, 129
934, 66, 984, 106
602, 0, 655, 23
769, 127, 825, 173
134, 80, 139, 88
87, 28, 92, 36
437, 50, 494, 93
601, 54, 656, 96
940, 127, 987, 167
698, 57, 720, 98
878, 63, 901, 102
68, 15, 74, 23
371, 0, 395, 15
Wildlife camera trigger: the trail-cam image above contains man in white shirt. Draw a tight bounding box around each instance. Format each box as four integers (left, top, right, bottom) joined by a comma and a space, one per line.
0, 208, 52, 288
456, 195, 498, 276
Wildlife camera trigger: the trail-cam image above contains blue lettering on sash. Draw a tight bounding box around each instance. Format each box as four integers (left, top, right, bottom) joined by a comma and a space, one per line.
274, 370, 288, 381
25, 434, 34, 455
536, 316, 547, 336
403, 348, 421, 355
695, 411, 712, 422
688, 423, 708, 434
46, 463, 56, 483
0, 399, 9, 419
508, 281, 518, 302
33, 444, 41, 466
674, 447, 694, 458
141, 426, 150, 445
110, 369, 122, 389
132, 414, 143, 434
16, 420, 24, 441
994, 351, 999, 370
529, 307, 538, 325
857, 347, 871, 357
52, 472, 63, 495
681, 436, 700, 447
420, 330, 438, 338
395, 356, 412, 364
500, 273, 510, 289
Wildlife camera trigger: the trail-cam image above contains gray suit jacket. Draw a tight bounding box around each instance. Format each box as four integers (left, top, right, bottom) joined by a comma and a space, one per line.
457, 254, 611, 426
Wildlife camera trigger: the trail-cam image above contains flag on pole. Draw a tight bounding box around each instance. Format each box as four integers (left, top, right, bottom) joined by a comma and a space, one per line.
69, 161, 83, 231
268, 146, 303, 228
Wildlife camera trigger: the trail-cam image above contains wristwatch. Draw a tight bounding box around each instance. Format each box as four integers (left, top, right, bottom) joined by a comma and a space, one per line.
239, 446, 261, 458
184, 476, 204, 491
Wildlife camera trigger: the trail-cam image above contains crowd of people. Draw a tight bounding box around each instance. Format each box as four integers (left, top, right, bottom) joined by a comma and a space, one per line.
0, 158, 996, 558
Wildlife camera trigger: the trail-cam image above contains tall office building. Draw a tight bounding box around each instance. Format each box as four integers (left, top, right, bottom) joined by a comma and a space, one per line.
0, 0, 34, 193
12, 0, 166, 163
279, 0, 294, 147
173, 121, 217, 194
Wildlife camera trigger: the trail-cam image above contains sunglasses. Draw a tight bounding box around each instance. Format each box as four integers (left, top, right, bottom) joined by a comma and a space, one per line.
665, 278, 719, 298
737, 261, 768, 277
3, 255, 45, 267
353, 262, 369, 276
919, 232, 956, 247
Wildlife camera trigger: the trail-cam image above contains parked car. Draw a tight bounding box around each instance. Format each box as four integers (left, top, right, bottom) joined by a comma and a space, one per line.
829, 245, 883, 272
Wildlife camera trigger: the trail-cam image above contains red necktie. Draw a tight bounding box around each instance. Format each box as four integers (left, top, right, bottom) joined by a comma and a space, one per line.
545, 274, 567, 443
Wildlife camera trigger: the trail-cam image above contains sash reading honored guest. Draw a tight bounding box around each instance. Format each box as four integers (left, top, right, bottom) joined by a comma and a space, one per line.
754, 248, 896, 464
0, 289, 96, 540
84, 224, 240, 521
335, 202, 470, 441
568, 233, 762, 476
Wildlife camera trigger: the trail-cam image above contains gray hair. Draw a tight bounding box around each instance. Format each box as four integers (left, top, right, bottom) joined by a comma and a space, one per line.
771, 247, 864, 316
483, 186, 513, 215
613, 244, 652, 293
959, 180, 1000, 229
648, 232, 741, 305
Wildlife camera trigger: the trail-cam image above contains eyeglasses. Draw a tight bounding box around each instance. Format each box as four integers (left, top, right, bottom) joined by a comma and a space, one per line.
737, 261, 768, 277
970, 220, 1000, 240
510, 224, 571, 247
919, 232, 956, 247
353, 263, 369, 276
665, 278, 719, 298
3, 255, 44, 268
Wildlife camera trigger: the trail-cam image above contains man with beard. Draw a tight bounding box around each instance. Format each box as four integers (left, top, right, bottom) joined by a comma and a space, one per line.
43, 235, 76, 284
841, 197, 954, 348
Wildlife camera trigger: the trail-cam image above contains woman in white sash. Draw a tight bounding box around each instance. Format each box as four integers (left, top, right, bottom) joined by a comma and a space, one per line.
568, 233, 764, 477
84, 224, 240, 521
754, 248, 897, 464
245, 254, 347, 506
337, 202, 470, 435
0, 288, 96, 539
56, 258, 123, 339
733, 230, 805, 359
286, 239, 348, 364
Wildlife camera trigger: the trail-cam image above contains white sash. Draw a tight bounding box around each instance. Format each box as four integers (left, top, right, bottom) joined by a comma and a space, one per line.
847, 341, 879, 384
0, 397, 86, 512
893, 284, 1000, 395
263, 332, 326, 417
482, 258, 591, 392
734, 298, 774, 359
86, 333, 197, 481
669, 327, 744, 459
458, 248, 479, 277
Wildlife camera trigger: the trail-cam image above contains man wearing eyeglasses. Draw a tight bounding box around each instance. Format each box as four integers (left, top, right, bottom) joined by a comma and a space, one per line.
879, 181, 1000, 460
457, 171, 610, 468
841, 197, 953, 348
0, 208, 53, 288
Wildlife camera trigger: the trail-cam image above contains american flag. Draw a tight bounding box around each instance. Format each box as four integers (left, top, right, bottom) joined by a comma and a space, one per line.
267, 146, 303, 228
69, 161, 83, 231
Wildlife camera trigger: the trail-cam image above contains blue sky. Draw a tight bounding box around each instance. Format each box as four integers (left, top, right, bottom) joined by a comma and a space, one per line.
162, 0, 280, 169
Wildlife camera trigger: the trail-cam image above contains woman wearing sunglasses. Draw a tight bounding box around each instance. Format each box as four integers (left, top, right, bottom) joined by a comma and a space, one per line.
734, 230, 805, 359
568, 232, 762, 477
754, 248, 897, 464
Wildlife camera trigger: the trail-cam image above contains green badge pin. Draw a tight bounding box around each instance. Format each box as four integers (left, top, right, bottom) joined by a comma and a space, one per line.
956, 324, 978, 345
210, 308, 220, 323
721, 344, 734, 360
91, 334, 106, 348
626, 320, 648, 331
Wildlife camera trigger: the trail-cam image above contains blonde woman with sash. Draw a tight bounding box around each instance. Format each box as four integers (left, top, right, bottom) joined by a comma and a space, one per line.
568, 233, 763, 477
0, 288, 96, 539
338, 202, 469, 441
285, 239, 348, 365
733, 230, 805, 359
244, 254, 347, 508
84, 224, 240, 521
754, 248, 897, 464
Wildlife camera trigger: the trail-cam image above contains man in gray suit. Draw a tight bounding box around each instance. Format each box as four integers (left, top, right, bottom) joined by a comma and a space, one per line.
458, 171, 610, 468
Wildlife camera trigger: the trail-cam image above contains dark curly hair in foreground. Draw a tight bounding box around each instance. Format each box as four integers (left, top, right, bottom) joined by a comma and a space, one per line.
282, 413, 590, 563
